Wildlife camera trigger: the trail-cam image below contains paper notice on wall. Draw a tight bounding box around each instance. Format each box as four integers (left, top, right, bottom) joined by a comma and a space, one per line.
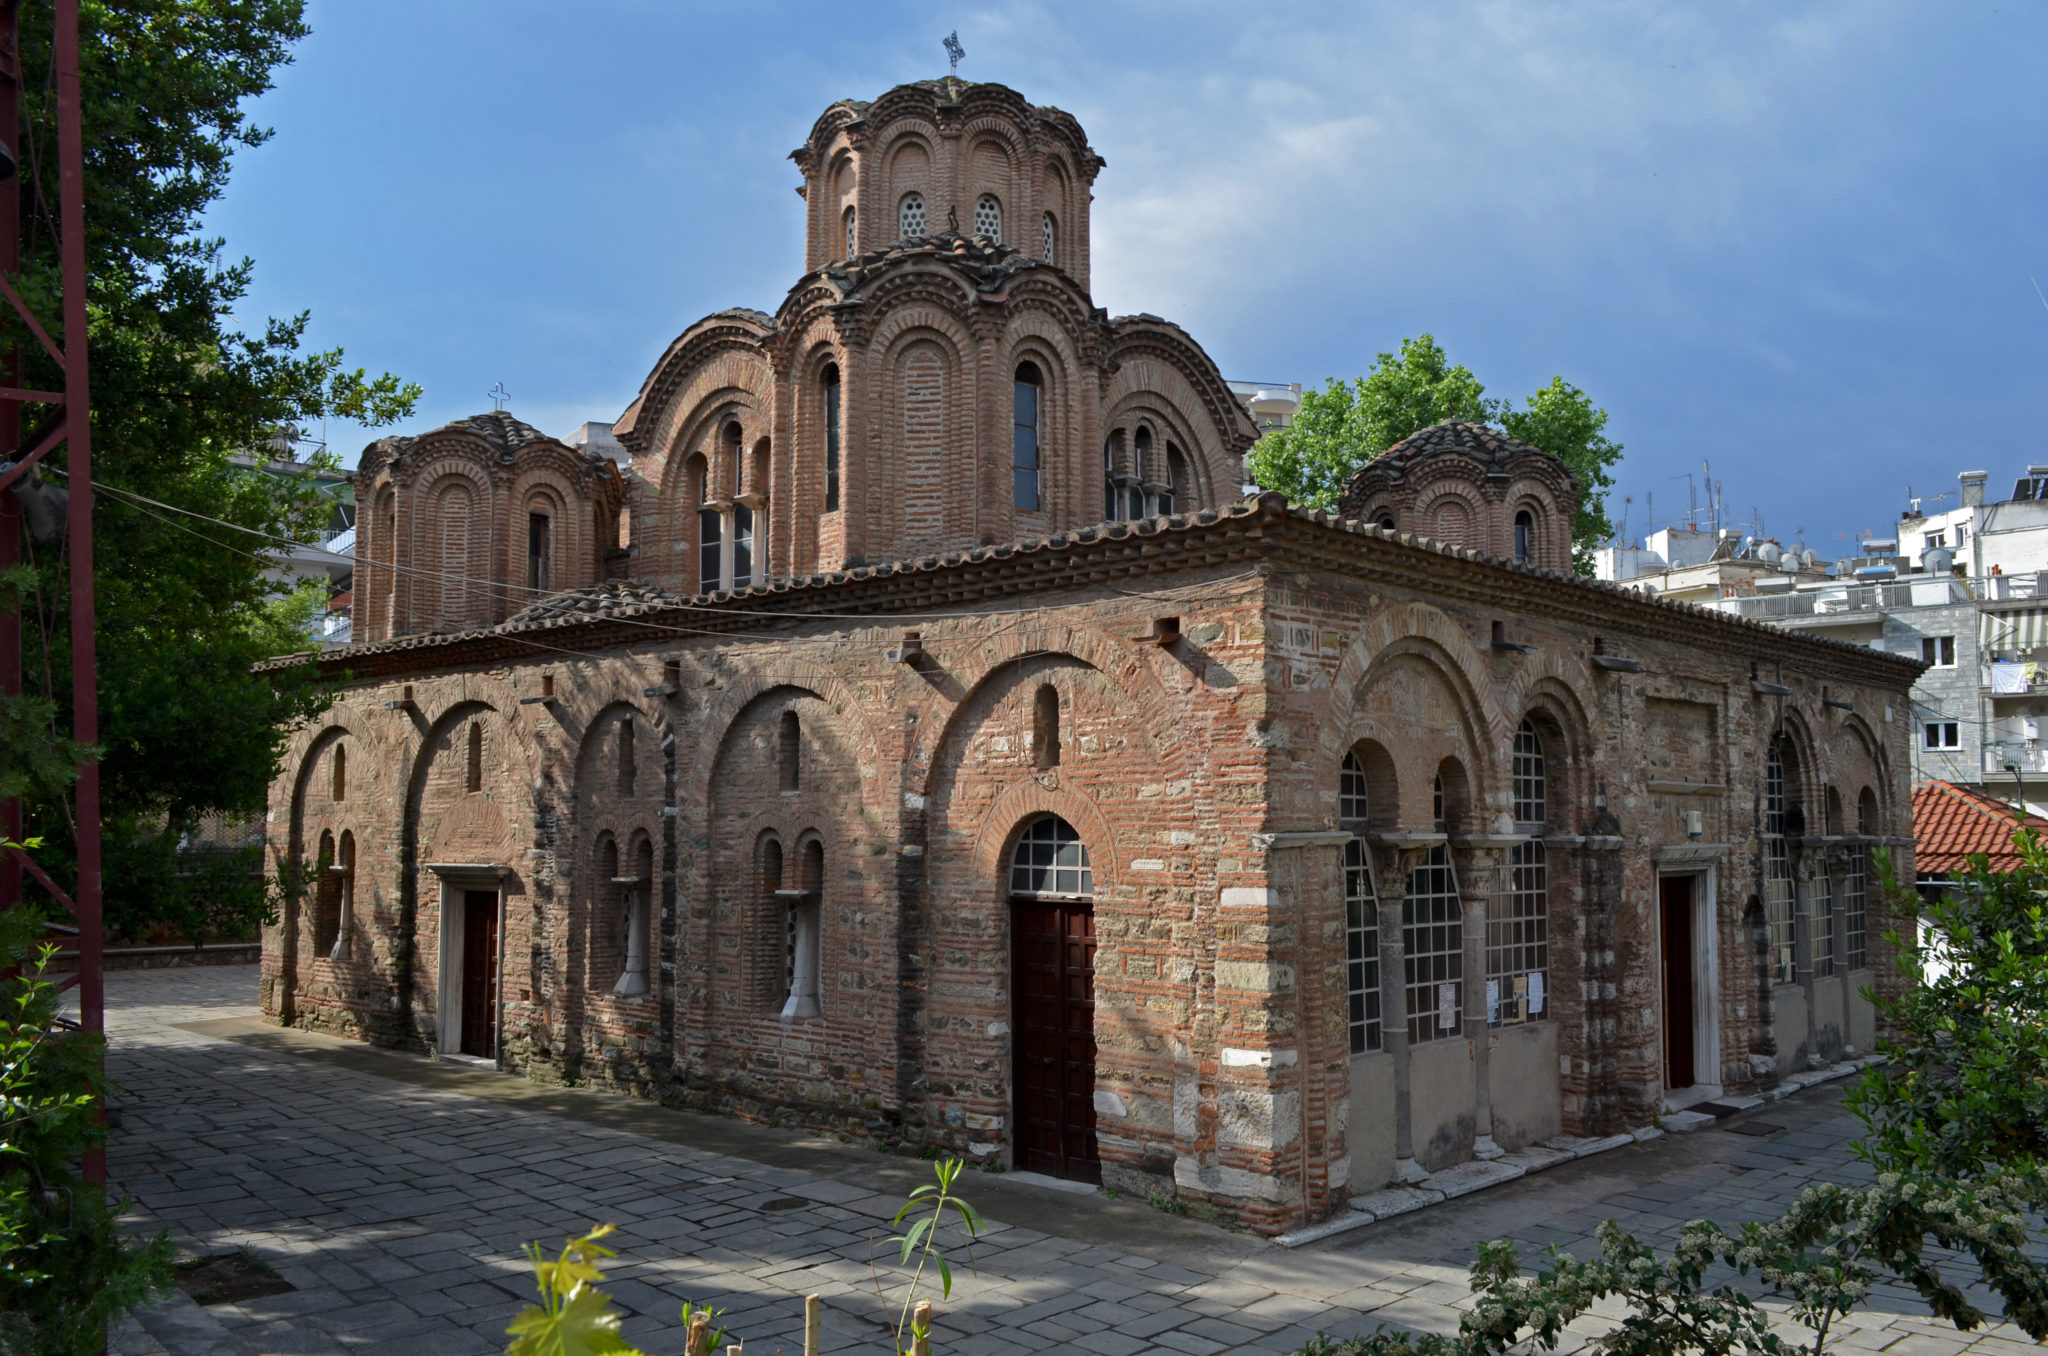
1438, 982, 1459, 1031
1528, 971, 1545, 1015
1485, 979, 1499, 1023
1512, 974, 1528, 1021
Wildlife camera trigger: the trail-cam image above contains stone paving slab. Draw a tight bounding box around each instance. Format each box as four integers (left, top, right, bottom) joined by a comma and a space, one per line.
94, 967, 2046, 1355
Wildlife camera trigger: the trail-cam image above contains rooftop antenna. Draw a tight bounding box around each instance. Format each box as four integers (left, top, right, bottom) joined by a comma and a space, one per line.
943, 29, 965, 74
488, 381, 510, 412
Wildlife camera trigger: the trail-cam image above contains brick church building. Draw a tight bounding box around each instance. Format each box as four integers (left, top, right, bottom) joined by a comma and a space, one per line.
263, 77, 1920, 1234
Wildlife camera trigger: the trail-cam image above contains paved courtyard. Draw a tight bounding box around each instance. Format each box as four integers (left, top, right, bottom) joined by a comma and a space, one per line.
101, 966, 2038, 1355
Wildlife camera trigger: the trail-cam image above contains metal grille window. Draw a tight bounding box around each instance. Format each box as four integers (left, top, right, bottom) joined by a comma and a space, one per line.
1765, 745, 1796, 984
974, 194, 1002, 242
1404, 846, 1462, 1044
1812, 871, 1835, 977
899, 193, 926, 238
1492, 721, 1549, 1025
1512, 721, 1545, 824
1010, 816, 1091, 896
1489, 842, 1548, 1025
1339, 752, 1380, 1053
1846, 847, 1868, 971
1345, 838, 1381, 1053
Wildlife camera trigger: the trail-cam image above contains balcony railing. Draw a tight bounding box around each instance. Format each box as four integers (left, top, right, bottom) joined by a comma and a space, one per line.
1711, 574, 2030, 621
1985, 745, 2048, 775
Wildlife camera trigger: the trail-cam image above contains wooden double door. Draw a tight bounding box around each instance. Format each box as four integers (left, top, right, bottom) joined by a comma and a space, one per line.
460, 889, 500, 1059
1012, 897, 1100, 1183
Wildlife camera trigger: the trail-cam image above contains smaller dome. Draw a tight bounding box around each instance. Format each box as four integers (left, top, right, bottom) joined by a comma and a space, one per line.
1337, 420, 1577, 568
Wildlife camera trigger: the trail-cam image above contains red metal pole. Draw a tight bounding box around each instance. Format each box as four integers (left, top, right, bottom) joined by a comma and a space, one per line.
0, 0, 20, 918
53, 0, 98, 1185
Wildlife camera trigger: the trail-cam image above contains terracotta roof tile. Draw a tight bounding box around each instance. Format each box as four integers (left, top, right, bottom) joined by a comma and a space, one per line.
1913, 779, 2046, 873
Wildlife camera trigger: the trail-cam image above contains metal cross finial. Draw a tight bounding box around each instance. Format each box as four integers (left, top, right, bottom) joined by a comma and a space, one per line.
487, 381, 510, 412
943, 30, 965, 74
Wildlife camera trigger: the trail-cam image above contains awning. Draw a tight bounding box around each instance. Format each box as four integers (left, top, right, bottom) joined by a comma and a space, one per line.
1982, 609, 2048, 654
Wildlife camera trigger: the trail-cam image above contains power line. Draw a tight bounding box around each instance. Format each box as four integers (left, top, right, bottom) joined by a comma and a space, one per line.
64, 468, 1260, 627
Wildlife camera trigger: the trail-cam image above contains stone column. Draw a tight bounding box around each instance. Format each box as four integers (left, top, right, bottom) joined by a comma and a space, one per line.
1453, 837, 1521, 1161
1370, 833, 1442, 1185
1793, 843, 1820, 1069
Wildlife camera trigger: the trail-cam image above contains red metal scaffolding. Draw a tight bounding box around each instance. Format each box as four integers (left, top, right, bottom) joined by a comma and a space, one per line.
0, 0, 102, 1187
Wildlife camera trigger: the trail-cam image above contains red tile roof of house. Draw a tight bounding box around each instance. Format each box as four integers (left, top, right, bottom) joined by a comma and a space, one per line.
1914, 779, 2048, 873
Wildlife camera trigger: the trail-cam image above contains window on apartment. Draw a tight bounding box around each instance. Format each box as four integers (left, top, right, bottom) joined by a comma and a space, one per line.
1922, 721, 1961, 750
1924, 531, 1947, 551
1920, 636, 1956, 666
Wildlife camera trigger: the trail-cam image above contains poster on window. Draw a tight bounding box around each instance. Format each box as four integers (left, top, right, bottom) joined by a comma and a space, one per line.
1437, 982, 1458, 1031
1528, 971, 1545, 1015
1512, 974, 1528, 1022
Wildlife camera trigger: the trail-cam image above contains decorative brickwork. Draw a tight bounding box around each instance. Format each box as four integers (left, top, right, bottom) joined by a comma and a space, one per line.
266, 79, 1923, 1237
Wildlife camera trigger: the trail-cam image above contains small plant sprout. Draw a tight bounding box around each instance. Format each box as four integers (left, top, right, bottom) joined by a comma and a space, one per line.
881, 1157, 984, 1354
506, 1223, 651, 1356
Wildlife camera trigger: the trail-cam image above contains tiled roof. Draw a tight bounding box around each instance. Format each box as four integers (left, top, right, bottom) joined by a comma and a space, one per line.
1913, 779, 2046, 873
1373, 420, 1548, 473
503, 580, 687, 627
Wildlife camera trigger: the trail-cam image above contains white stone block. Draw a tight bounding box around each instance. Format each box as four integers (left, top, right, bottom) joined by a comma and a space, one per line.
1428, 1159, 1524, 1199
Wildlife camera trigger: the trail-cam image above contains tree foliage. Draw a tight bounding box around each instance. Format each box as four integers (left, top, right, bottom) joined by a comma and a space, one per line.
0, 904, 174, 1353
1246, 335, 1621, 573
1, 1, 417, 940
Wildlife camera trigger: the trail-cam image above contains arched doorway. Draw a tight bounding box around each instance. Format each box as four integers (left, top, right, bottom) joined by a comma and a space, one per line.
1009, 815, 1100, 1183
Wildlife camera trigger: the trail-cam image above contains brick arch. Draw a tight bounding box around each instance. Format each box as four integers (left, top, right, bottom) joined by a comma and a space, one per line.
905, 624, 1189, 801
1503, 659, 1600, 827
411, 461, 496, 630
1415, 485, 1486, 553
1769, 706, 1821, 812
509, 467, 587, 599
1505, 475, 1572, 569
1101, 357, 1234, 510
967, 778, 1123, 885
1330, 605, 1506, 826
684, 668, 880, 818
1005, 311, 1084, 523
1832, 712, 1895, 832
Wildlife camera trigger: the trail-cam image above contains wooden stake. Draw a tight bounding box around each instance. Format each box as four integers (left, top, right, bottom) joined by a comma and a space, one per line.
804, 1293, 822, 1356
911, 1299, 932, 1356
685, 1310, 711, 1356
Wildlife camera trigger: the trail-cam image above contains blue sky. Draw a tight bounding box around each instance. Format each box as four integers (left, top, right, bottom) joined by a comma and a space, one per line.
210, 1, 2048, 557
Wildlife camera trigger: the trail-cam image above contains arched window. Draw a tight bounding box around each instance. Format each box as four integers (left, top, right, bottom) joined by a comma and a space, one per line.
331, 744, 346, 803
313, 830, 341, 957
782, 839, 824, 1019
1013, 362, 1042, 512
466, 721, 483, 794
1340, 752, 1381, 1053
732, 501, 754, 590
1813, 872, 1835, 979
1129, 428, 1151, 520
1042, 211, 1056, 264
822, 364, 842, 513
1103, 433, 1123, 522
899, 192, 926, 238
1764, 742, 1795, 984
1514, 509, 1535, 565
1011, 815, 1091, 896
1848, 789, 1874, 971
696, 451, 722, 594
1163, 445, 1188, 517
843, 206, 856, 259
616, 717, 635, 796
335, 831, 355, 961
592, 832, 619, 988
974, 194, 1002, 242
759, 836, 784, 1005
1033, 684, 1061, 770
612, 834, 652, 997
1493, 721, 1549, 1026
528, 510, 552, 593
779, 711, 801, 792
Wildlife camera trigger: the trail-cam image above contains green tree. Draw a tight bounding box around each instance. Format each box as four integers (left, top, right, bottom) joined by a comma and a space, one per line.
1246, 335, 1621, 574
0, 901, 175, 1353
3, 1, 417, 940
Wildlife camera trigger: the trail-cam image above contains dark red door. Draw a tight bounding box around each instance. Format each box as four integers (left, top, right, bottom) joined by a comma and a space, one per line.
1013, 898, 1099, 1182
461, 890, 500, 1058
1660, 876, 1695, 1089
